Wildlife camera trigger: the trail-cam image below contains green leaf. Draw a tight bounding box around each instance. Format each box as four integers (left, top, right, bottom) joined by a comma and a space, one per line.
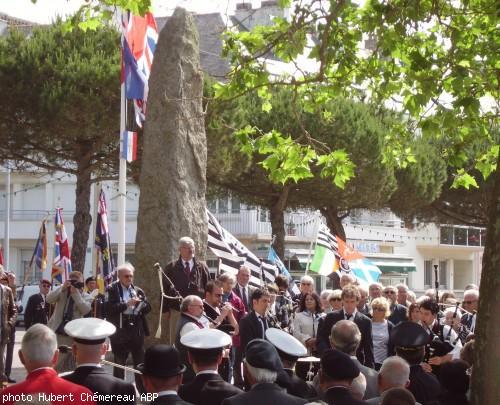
451, 170, 479, 189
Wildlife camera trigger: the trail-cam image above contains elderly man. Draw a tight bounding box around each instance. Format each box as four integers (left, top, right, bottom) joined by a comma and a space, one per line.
24, 279, 52, 329
396, 284, 411, 307
383, 286, 407, 325
317, 285, 374, 368
139, 345, 191, 405
175, 295, 208, 383
162, 237, 210, 345
461, 289, 478, 333
366, 356, 422, 404
318, 349, 366, 405
329, 320, 378, 400
233, 266, 255, 312
47, 270, 92, 372
1, 324, 94, 405
106, 262, 151, 388
62, 318, 136, 404
369, 282, 383, 300
222, 339, 306, 404
356, 285, 370, 316
179, 329, 242, 405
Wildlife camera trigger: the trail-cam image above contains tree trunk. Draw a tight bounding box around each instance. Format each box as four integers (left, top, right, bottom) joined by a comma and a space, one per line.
270, 187, 290, 259
320, 205, 346, 241
134, 8, 207, 346
471, 149, 500, 405
71, 155, 93, 274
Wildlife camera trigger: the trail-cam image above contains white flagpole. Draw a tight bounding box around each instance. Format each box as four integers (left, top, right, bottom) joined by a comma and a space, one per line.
305, 212, 321, 274
118, 10, 127, 266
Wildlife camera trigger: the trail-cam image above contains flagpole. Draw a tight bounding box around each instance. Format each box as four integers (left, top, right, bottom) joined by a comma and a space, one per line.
118, 10, 127, 266
91, 183, 100, 279
305, 212, 321, 275
3, 162, 10, 270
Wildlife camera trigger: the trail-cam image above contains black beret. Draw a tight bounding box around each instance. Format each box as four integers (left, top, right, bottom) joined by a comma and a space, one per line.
321, 349, 360, 380
391, 321, 429, 349
245, 338, 283, 372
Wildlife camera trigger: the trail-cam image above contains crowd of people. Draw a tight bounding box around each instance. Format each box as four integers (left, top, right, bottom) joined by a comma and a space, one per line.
0, 236, 478, 405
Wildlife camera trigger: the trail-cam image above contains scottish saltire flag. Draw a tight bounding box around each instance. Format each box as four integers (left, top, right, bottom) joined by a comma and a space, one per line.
207, 210, 278, 288
52, 208, 72, 283
29, 220, 48, 273
121, 131, 138, 162
309, 225, 341, 276
121, 11, 158, 126
95, 190, 114, 289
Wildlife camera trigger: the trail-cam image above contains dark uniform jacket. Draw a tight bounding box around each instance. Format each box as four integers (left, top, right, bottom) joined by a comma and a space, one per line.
408, 364, 441, 405
105, 282, 151, 345
179, 372, 242, 405
62, 365, 136, 404
232, 285, 255, 312
323, 386, 368, 405
276, 368, 317, 399
150, 393, 192, 405
351, 357, 379, 400
388, 303, 408, 325
162, 258, 210, 312
239, 311, 268, 355
221, 382, 307, 405
317, 310, 375, 368
24, 293, 50, 329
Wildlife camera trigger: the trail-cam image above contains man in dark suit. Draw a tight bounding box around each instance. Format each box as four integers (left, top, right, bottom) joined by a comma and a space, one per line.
317, 285, 375, 368
62, 317, 136, 404
222, 339, 307, 405
266, 328, 317, 399
179, 329, 242, 405
391, 322, 441, 405
162, 237, 210, 346
383, 286, 407, 325
318, 349, 367, 405
232, 266, 255, 312
139, 344, 192, 405
329, 320, 378, 400
106, 262, 151, 390
24, 279, 52, 329
238, 288, 271, 354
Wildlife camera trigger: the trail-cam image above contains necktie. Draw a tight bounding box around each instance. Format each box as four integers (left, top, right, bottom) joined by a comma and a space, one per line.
346, 313, 353, 320
242, 287, 248, 311
259, 316, 267, 338
184, 261, 190, 278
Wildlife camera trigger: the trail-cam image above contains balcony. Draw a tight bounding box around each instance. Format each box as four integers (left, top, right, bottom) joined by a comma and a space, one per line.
440, 225, 486, 247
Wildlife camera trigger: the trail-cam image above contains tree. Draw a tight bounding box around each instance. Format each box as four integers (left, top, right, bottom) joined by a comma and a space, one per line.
0, 21, 121, 273
214, 1, 498, 403
207, 86, 446, 254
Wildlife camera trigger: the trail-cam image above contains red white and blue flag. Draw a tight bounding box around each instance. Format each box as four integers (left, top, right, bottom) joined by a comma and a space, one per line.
121, 11, 158, 126
121, 130, 138, 162
52, 208, 72, 283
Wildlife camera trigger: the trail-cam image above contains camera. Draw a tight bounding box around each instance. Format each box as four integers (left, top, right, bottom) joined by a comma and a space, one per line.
70, 279, 84, 289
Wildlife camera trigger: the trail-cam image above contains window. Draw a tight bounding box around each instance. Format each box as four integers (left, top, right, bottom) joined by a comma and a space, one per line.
454, 228, 467, 245
439, 260, 447, 288
218, 197, 228, 214
468, 228, 480, 246
440, 226, 453, 244
231, 197, 241, 214
424, 260, 433, 287
259, 208, 269, 222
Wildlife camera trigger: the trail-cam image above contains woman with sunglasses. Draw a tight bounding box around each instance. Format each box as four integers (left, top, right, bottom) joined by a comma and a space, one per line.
328, 290, 343, 311
370, 297, 395, 371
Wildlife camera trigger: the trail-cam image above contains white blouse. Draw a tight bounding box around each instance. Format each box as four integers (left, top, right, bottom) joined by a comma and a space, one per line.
292, 311, 323, 353
372, 320, 389, 364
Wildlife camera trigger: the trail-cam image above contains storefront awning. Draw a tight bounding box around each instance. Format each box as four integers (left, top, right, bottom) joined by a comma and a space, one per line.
370, 260, 417, 273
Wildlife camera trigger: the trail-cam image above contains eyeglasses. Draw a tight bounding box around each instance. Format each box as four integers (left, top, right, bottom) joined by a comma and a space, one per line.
463, 300, 477, 305
373, 307, 386, 312
330, 298, 342, 302
384, 291, 396, 295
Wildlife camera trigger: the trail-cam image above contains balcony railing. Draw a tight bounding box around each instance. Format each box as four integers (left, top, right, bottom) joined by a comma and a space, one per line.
440, 225, 486, 247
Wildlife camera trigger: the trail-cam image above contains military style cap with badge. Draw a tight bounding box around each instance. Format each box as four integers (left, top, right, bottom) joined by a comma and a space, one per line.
321, 349, 360, 380
390, 321, 429, 351
64, 317, 116, 344
265, 328, 307, 362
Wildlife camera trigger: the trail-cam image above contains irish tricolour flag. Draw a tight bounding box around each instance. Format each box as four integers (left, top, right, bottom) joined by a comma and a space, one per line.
309, 226, 341, 276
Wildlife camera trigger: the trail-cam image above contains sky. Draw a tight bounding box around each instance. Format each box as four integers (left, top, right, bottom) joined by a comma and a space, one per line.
0, 0, 251, 24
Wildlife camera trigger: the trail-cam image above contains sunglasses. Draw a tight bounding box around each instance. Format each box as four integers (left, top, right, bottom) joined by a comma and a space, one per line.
330, 298, 342, 302
384, 291, 396, 294
373, 307, 386, 311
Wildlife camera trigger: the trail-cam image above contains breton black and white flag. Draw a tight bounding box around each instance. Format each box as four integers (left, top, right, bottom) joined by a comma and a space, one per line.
207, 209, 278, 288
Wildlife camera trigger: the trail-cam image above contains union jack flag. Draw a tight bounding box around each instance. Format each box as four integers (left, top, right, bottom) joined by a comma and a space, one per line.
121, 11, 158, 126
95, 190, 114, 288
51, 208, 72, 283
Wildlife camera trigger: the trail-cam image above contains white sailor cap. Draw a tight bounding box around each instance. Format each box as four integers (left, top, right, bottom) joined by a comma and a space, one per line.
64, 317, 116, 344
266, 328, 307, 361
180, 328, 231, 350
